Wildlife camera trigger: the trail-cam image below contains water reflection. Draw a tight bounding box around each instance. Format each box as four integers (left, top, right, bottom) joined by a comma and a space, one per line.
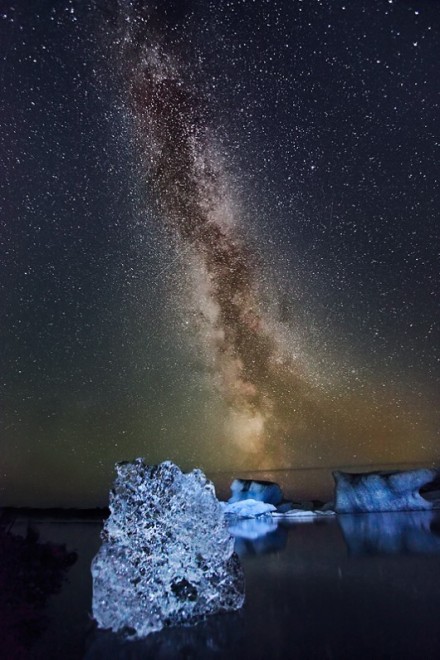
2, 513, 440, 658
229, 510, 440, 558
338, 511, 440, 556
228, 518, 288, 556
85, 611, 243, 659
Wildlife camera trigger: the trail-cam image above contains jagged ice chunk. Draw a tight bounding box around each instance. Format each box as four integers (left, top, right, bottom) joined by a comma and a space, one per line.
91, 460, 244, 639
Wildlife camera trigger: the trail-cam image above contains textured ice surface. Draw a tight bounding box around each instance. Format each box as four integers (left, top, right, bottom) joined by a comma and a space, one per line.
334, 468, 440, 513
229, 479, 283, 505
222, 499, 276, 517
91, 460, 244, 639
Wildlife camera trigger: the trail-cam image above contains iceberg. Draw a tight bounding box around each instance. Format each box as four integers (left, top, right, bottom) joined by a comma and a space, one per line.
222, 499, 276, 517
228, 479, 283, 505
226, 478, 331, 516
333, 468, 440, 513
91, 460, 244, 639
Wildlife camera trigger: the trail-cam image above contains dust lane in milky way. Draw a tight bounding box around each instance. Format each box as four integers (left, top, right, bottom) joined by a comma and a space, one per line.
109, 4, 320, 461
110, 3, 436, 468
126, 35, 280, 456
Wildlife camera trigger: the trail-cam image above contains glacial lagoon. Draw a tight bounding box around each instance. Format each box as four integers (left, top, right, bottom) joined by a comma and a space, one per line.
2, 503, 440, 659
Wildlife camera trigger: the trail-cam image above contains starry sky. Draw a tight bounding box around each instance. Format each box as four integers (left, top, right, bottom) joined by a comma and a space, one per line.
1, 0, 439, 507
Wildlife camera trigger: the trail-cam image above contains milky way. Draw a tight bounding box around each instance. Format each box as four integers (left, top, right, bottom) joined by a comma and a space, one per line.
116, 7, 286, 458
103, 0, 439, 473
109, 2, 429, 468
101, 0, 339, 469
2, 0, 438, 506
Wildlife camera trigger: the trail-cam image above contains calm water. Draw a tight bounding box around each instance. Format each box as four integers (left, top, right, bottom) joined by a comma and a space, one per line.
2, 512, 440, 659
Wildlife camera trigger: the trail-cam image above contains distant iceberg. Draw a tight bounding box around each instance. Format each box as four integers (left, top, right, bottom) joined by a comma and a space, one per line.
224, 476, 335, 519
222, 499, 276, 518
91, 460, 244, 639
228, 479, 283, 505
224, 467, 440, 519
333, 468, 440, 513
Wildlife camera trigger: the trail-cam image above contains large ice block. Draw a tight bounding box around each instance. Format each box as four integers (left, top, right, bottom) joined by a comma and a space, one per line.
333, 468, 440, 513
228, 478, 283, 505
91, 460, 244, 639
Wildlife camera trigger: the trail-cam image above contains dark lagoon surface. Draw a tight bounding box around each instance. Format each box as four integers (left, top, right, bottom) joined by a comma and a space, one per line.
1, 507, 440, 660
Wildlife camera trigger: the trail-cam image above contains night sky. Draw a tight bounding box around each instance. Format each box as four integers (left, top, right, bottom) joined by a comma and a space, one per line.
1, 0, 439, 507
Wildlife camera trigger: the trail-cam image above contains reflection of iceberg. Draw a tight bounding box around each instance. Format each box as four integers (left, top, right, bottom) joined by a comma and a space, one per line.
333, 468, 440, 513
85, 611, 243, 660
229, 517, 288, 557
272, 509, 335, 520
339, 511, 440, 556
228, 517, 278, 540
91, 460, 244, 639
